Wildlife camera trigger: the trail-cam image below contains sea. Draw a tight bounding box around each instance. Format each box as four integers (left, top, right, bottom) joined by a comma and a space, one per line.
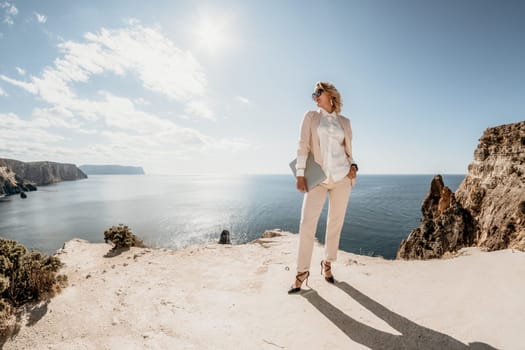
0, 174, 465, 260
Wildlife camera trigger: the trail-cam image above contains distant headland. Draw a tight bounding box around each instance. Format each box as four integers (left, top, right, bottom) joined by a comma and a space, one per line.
0, 158, 87, 196
79, 164, 145, 175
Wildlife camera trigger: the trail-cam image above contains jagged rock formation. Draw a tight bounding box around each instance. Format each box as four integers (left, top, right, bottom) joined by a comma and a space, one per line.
397, 175, 476, 259
79, 164, 145, 175
0, 158, 87, 196
398, 121, 525, 259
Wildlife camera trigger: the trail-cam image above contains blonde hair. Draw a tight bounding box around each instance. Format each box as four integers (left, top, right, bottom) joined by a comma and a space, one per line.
314, 81, 343, 115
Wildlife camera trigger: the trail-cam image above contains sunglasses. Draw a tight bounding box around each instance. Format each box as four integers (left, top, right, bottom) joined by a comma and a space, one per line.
311, 88, 324, 100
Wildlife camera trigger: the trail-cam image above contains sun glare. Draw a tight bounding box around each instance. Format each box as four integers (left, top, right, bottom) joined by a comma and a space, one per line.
194, 14, 233, 55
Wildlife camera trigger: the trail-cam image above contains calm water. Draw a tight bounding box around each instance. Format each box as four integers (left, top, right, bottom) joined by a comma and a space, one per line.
0, 174, 464, 259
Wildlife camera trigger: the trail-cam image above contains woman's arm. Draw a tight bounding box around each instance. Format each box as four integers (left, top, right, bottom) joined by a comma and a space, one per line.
296, 111, 313, 177
296, 111, 312, 192
343, 117, 358, 179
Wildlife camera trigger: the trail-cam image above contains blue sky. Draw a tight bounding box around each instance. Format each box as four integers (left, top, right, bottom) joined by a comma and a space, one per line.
0, 0, 523, 175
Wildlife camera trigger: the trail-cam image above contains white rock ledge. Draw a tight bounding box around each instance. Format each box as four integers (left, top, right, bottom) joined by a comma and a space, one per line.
4, 231, 525, 350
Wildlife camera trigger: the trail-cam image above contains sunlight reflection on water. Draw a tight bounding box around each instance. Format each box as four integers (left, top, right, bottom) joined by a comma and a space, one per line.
0, 174, 464, 259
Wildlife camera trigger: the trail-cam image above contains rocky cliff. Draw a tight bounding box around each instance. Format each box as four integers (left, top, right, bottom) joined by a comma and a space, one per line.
398, 121, 525, 259
0, 158, 87, 196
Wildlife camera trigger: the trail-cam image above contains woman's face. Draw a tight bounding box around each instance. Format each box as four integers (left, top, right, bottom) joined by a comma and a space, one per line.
312, 88, 333, 112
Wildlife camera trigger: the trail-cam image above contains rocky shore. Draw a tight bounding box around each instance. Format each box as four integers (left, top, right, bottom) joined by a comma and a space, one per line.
398, 121, 525, 259
0, 158, 87, 196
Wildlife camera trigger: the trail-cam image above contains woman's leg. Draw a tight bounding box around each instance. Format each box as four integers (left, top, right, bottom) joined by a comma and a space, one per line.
325, 177, 353, 263
296, 184, 328, 272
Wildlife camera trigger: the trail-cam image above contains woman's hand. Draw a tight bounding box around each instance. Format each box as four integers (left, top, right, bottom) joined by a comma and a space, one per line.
296, 176, 307, 193
347, 165, 357, 179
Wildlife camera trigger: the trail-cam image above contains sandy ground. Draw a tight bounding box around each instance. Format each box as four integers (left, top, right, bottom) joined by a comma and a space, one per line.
3, 230, 524, 350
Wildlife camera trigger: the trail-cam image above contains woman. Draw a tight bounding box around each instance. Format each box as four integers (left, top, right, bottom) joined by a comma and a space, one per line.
288, 81, 358, 294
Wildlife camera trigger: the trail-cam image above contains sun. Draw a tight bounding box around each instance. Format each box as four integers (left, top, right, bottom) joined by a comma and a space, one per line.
193, 14, 233, 55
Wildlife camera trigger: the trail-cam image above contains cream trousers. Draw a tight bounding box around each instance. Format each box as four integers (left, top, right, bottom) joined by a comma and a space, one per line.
296, 176, 353, 273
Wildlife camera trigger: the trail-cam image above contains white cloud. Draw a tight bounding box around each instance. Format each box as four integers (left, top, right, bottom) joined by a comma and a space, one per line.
125, 18, 140, 26
34, 12, 47, 24
0, 74, 38, 93
1, 1, 17, 25
184, 100, 215, 120
1, 2, 17, 15
0, 86, 6, 96
0, 138, 80, 163
0, 112, 65, 142
212, 137, 250, 152
15, 67, 25, 75
1, 22, 208, 114
92, 91, 197, 135
235, 96, 250, 104
1, 22, 211, 123
32, 106, 82, 129
0, 22, 250, 172
78, 24, 207, 100
33, 105, 74, 119
75, 128, 99, 135
133, 97, 150, 105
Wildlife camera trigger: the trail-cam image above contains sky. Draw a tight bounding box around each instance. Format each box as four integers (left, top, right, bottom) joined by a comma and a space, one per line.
0, 0, 523, 175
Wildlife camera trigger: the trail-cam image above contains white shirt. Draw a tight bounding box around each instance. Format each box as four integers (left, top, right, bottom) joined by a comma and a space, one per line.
317, 108, 350, 183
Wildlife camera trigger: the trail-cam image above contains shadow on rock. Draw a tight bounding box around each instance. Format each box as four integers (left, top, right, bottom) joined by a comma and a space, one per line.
301, 281, 498, 350
103, 247, 130, 258
0, 300, 50, 347
24, 300, 49, 327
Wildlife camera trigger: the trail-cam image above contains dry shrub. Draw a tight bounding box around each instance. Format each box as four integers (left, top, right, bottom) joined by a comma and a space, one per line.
104, 224, 145, 252
0, 238, 66, 334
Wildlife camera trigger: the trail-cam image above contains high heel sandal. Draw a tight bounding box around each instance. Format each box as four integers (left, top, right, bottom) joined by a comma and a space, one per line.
287, 271, 310, 294
321, 260, 335, 284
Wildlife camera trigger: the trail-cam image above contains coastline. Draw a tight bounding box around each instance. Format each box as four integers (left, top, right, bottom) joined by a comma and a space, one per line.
4, 231, 524, 349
